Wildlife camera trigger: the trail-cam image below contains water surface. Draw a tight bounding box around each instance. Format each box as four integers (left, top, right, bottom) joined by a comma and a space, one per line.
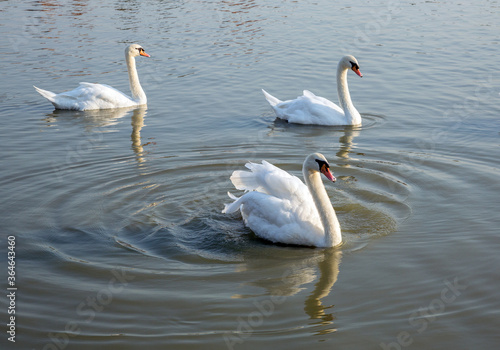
0, 0, 499, 349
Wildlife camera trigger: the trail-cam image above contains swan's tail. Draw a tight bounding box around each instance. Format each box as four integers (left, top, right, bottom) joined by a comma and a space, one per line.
261, 89, 281, 107
222, 192, 243, 214
33, 86, 57, 103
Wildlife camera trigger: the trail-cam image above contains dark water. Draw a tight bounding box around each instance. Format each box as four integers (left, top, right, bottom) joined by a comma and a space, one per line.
1, 0, 499, 349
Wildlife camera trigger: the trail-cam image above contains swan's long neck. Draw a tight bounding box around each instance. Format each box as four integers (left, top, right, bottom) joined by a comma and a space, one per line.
304, 169, 342, 247
126, 53, 147, 104
337, 64, 361, 125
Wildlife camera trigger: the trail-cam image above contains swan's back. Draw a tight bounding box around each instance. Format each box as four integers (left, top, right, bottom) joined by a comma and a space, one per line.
230, 160, 305, 199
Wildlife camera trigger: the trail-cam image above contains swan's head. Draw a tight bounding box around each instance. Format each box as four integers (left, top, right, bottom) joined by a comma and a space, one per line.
304, 153, 336, 182
126, 44, 151, 58
339, 55, 362, 77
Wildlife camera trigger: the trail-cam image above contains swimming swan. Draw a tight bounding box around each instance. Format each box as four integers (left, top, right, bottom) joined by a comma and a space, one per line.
34, 44, 150, 110
262, 55, 363, 126
223, 153, 342, 247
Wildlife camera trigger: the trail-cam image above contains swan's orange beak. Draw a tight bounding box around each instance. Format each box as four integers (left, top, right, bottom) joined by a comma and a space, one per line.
320, 164, 336, 182
353, 67, 363, 77
140, 51, 151, 58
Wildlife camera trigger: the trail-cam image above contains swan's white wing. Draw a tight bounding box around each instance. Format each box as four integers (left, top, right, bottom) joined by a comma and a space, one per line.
302, 90, 344, 114
230, 160, 306, 202
63, 83, 136, 110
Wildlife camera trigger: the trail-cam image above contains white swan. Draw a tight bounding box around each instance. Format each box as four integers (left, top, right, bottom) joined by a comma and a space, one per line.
223, 153, 341, 248
34, 44, 150, 110
262, 55, 363, 126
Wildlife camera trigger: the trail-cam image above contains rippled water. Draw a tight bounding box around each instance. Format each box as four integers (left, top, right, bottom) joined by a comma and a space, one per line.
1, 0, 499, 349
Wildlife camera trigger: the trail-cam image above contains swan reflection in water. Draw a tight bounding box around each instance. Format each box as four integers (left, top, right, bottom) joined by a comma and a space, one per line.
269, 118, 361, 161
336, 127, 360, 160
233, 247, 342, 335
304, 249, 342, 333
42, 106, 149, 173
43, 105, 138, 130
130, 107, 148, 164
43, 106, 147, 155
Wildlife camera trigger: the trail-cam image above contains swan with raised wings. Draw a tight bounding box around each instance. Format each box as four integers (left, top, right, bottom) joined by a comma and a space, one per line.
34, 44, 150, 110
223, 153, 342, 247
262, 55, 363, 126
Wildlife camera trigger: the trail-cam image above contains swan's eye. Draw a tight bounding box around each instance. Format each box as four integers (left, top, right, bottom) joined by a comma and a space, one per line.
315, 159, 329, 170
350, 61, 359, 70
